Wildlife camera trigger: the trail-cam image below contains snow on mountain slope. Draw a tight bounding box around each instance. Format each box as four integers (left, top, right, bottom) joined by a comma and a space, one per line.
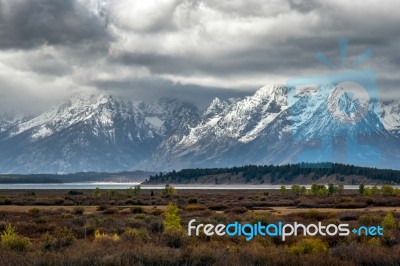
0, 85, 399, 174
148, 84, 400, 170
143, 85, 291, 170
245, 84, 398, 167
139, 98, 200, 137
380, 101, 400, 137
7, 94, 118, 140
0, 94, 200, 173
176, 85, 288, 148
0, 113, 27, 133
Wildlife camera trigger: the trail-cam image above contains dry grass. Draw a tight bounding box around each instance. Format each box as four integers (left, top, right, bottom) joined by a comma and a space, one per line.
0, 189, 399, 265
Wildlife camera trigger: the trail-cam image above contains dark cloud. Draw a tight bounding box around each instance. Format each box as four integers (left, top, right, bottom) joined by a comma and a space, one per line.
288, 0, 319, 13
0, 0, 111, 49
93, 77, 253, 110
110, 35, 389, 80
0, 0, 399, 115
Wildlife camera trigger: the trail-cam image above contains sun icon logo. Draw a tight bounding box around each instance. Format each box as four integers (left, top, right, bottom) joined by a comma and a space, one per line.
315, 39, 375, 124
285, 38, 381, 166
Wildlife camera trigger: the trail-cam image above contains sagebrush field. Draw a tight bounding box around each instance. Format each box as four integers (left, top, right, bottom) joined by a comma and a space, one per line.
1, 187, 400, 266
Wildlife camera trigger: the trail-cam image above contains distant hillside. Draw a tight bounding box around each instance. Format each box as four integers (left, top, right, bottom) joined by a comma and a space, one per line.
0, 170, 153, 184
145, 163, 400, 185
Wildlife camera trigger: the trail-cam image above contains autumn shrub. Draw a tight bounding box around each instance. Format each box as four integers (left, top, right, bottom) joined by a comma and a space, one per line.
134, 213, 146, 220
188, 197, 198, 204
1, 224, 31, 251
183, 244, 219, 265
94, 229, 119, 241
97, 204, 108, 211
103, 207, 119, 215
381, 185, 395, 196
151, 208, 164, 216
335, 201, 367, 208
208, 204, 228, 211
148, 220, 164, 234
162, 229, 187, 248
34, 217, 49, 224
184, 204, 208, 212
301, 210, 335, 220
237, 242, 289, 265
42, 227, 76, 250
285, 238, 328, 255
339, 212, 359, 221
73, 206, 85, 215
382, 212, 397, 230
162, 203, 187, 248
225, 206, 247, 214
332, 243, 400, 265
61, 213, 73, 219
29, 207, 41, 214
358, 213, 381, 226
130, 206, 144, 214
122, 228, 150, 242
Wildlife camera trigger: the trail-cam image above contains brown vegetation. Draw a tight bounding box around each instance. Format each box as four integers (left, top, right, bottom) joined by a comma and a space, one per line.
0, 188, 399, 265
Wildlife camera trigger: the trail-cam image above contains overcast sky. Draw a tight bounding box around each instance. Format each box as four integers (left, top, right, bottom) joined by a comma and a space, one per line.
0, 0, 399, 113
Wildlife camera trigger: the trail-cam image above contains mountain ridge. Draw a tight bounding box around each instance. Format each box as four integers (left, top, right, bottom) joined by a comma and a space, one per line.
0, 84, 399, 174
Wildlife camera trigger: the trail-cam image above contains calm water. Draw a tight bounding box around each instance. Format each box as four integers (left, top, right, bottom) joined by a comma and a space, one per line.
0, 183, 373, 190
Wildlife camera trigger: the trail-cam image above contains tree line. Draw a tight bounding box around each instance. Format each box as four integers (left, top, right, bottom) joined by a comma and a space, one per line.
148, 162, 400, 184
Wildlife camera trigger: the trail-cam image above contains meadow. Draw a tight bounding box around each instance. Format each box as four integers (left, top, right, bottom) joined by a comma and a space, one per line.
0, 186, 400, 266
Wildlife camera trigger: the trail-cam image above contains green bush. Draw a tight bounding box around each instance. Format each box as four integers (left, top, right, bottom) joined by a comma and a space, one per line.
286, 238, 328, 255
29, 207, 41, 214
280, 185, 287, 195
382, 212, 397, 230
358, 214, 381, 226
302, 210, 335, 220
42, 227, 76, 250
1, 224, 31, 251
163, 203, 182, 232
188, 197, 198, 204
162, 184, 177, 197
122, 228, 150, 242
61, 213, 73, 219
134, 213, 146, 220
94, 187, 101, 197
381, 185, 395, 196
127, 185, 141, 196
311, 184, 328, 196
34, 217, 49, 224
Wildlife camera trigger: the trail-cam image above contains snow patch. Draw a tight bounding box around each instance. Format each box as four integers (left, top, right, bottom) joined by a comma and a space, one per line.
31, 126, 53, 140
145, 116, 164, 130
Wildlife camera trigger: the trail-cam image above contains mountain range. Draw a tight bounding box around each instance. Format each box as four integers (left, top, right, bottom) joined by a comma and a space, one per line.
0, 85, 399, 174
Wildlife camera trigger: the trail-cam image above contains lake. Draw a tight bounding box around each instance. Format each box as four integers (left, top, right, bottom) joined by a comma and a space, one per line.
0, 183, 377, 190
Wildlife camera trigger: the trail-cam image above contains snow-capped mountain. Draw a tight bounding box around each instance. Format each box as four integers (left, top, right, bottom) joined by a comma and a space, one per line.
143, 85, 289, 169
148, 84, 400, 171
0, 94, 199, 173
0, 85, 399, 174
380, 101, 400, 138
0, 113, 28, 133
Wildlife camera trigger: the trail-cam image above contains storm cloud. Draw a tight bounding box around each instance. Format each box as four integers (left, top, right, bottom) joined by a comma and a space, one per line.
0, 0, 110, 49
0, 0, 399, 113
